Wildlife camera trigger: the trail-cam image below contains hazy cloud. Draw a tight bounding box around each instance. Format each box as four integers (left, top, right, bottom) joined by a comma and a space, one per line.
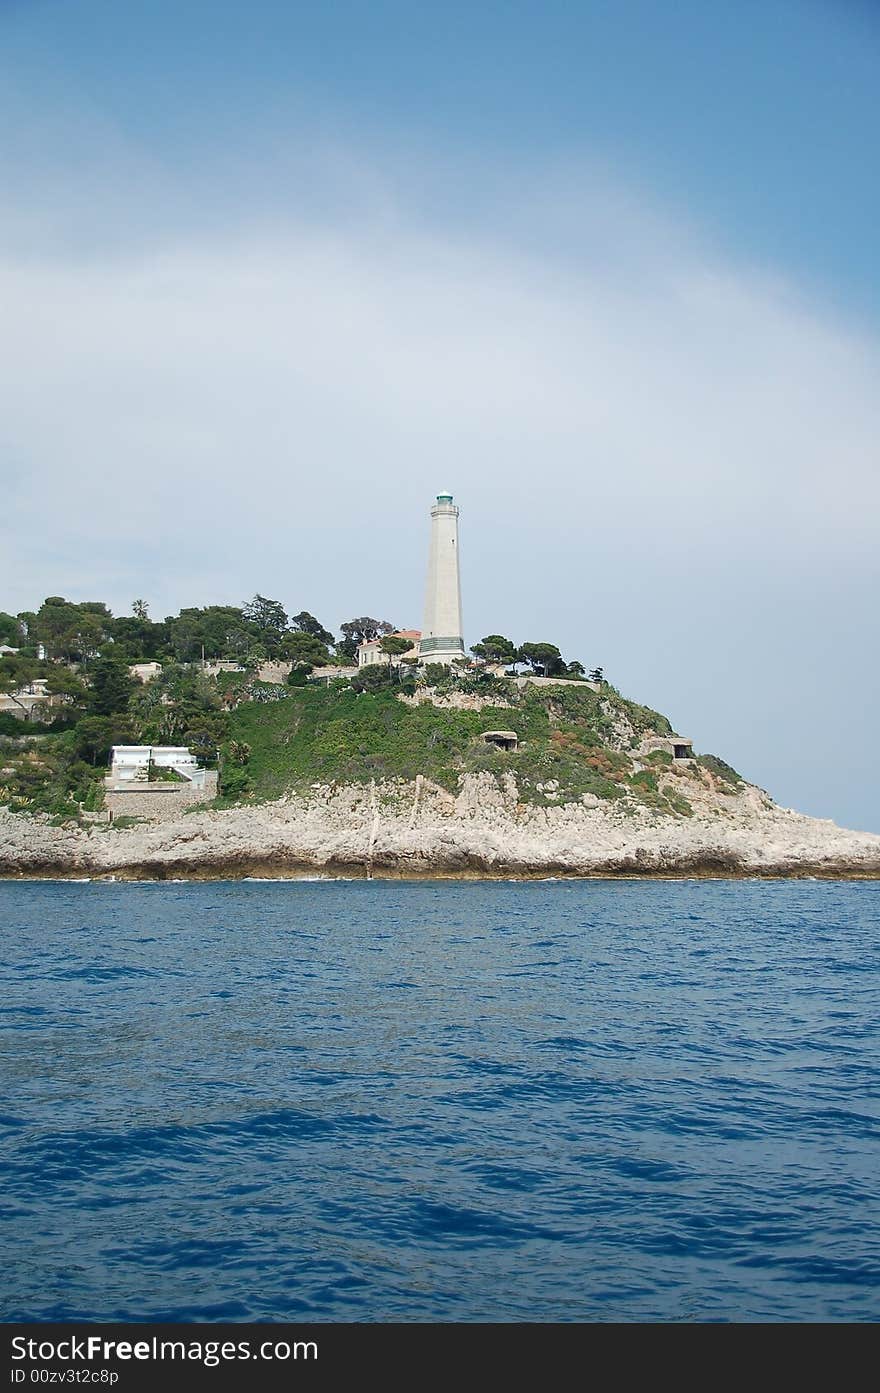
1, 143, 878, 827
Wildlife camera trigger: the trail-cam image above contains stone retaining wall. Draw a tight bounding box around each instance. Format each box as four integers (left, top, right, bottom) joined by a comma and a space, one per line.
105, 771, 218, 822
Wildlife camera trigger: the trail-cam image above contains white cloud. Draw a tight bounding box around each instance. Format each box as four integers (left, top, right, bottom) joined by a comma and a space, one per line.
3, 174, 877, 585
1, 147, 878, 826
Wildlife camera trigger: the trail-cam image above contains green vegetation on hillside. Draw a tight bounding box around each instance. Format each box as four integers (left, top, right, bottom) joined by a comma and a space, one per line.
226, 680, 708, 816
0, 590, 750, 821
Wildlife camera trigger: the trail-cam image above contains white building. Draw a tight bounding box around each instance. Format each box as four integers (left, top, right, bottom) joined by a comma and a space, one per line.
357, 630, 421, 668
420, 491, 464, 666
109, 746, 205, 785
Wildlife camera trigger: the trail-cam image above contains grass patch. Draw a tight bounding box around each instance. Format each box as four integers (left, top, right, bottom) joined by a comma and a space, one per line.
227, 682, 687, 812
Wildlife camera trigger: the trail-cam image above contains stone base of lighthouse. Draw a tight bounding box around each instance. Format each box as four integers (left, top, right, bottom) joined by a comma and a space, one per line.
419, 635, 466, 664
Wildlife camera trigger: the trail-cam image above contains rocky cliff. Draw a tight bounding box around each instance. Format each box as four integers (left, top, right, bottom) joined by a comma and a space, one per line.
2, 772, 878, 879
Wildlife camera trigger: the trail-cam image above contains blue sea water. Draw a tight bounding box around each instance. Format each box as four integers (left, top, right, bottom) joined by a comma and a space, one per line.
0, 878, 878, 1323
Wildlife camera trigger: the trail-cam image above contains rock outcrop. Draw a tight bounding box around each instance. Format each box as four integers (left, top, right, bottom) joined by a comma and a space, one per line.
1, 773, 878, 879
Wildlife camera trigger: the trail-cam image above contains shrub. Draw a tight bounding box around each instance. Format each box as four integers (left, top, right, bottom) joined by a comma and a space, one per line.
697, 754, 743, 784
630, 770, 658, 794
646, 749, 673, 766
220, 765, 251, 799
0, 712, 29, 737
350, 665, 393, 693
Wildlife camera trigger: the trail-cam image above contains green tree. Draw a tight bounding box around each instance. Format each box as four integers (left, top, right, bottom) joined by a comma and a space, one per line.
290, 611, 335, 647
0, 654, 40, 693
184, 713, 228, 767
350, 663, 394, 692
242, 595, 288, 654
111, 609, 170, 662
279, 631, 330, 667
379, 635, 414, 680
338, 617, 394, 662
242, 643, 268, 673
74, 716, 119, 765
87, 656, 136, 718
378, 637, 414, 657
44, 667, 89, 716
15, 612, 37, 651
0, 612, 22, 647
130, 663, 228, 756
33, 597, 111, 663
471, 634, 518, 666
167, 606, 250, 661
518, 642, 565, 676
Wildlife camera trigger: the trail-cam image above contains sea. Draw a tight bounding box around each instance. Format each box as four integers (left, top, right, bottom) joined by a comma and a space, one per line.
1, 878, 878, 1323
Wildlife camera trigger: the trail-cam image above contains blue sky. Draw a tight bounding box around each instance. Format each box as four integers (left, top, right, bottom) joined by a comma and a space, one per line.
1, 0, 878, 830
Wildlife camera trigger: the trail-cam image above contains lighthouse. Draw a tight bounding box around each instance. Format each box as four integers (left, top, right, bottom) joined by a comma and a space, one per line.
420, 491, 465, 665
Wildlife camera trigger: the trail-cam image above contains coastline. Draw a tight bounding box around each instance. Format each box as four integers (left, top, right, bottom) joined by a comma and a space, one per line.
2, 773, 879, 882
3, 867, 880, 882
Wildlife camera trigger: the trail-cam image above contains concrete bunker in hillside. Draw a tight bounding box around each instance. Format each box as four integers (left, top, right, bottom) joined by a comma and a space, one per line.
641, 735, 694, 761
481, 730, 519, 752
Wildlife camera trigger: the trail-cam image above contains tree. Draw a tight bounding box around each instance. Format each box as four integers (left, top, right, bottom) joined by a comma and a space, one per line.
471, 634, 517, 666
15, 612, 37, 648
378, 635, 414, 683
290, 611, 335, 647
0, 654, 40, 693
167, 606, 250, 662
87, 656, 136, 718
242, 595, 288, 654
566, 660, 585, 677
379, 635, 413, 660
132, 599, 150, 621
44, 667, 89, 716
422, 663, 448, 687
350, 664, 393, 692
518, 642, 564, 676
0, 612, 22, 647
111, 612, 170, 663
130, 664, 229, 753
242, 643, 268, 673
33, 597, 111, 663
588, 667, 605, 684
183, 713, 228, 767
74, 716, 120, 766
337, 617, 395, 662
279, 631, 330, 667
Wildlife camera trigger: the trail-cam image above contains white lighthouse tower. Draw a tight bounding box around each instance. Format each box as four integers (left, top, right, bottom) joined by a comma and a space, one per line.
420, 491, 465, 666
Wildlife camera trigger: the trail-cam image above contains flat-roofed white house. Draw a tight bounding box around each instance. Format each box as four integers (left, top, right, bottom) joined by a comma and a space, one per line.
105, 745, 218, 819
357, 630, 421, 668
109, 745, 205, 785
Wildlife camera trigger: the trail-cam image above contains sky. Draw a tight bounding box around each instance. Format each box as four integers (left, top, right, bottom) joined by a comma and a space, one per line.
1, 0, 878, 831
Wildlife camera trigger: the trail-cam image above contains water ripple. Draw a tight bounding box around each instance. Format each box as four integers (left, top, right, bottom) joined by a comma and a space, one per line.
1, 878, 878, 1321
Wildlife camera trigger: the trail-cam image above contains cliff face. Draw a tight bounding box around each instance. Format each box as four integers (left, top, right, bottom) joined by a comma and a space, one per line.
2, 773, 879, 879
